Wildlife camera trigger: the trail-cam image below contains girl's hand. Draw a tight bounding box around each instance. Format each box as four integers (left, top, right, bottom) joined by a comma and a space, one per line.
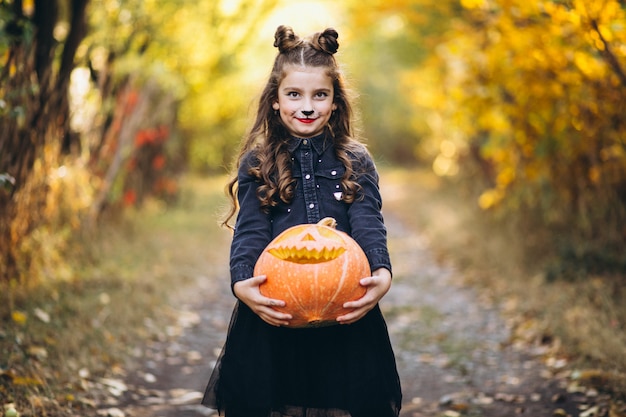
337, 268, 392, 325
233, 275, 292, 327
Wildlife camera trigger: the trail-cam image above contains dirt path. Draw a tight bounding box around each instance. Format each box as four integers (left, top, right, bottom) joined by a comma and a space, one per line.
99, 186, 588, 417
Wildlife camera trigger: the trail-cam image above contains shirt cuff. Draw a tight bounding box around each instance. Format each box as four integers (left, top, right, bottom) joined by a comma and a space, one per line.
230, 264, 255, 294
365, 247, 392, 277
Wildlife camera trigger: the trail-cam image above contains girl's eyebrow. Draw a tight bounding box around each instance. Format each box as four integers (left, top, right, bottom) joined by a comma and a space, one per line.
280, 86, 332, 93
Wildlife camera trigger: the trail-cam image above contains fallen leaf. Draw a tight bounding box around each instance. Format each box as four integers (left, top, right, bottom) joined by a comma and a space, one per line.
11, 376, 43, 386
580, 406, 599, 417
169, 389, 204, 405
411, 397, 423, 405
33, 308, 50, 324
474, 394, 494, 405
98, 378, 127, 396
11, 311, 27, 325
99, 293, 111, 305
186, 350, 202, 363
96, 408, 125, 417
177, 310, 201, 328
27, 346, 48, 360
79, 368, 90, 379
450, 403, 470, 412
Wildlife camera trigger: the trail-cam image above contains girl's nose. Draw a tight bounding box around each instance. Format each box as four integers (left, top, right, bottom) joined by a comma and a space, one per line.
302, 110, 314, 117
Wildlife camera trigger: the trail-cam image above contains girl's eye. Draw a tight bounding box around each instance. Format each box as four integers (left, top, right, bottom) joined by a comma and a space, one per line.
287, 92, 299, 97
315, 92, 329, 98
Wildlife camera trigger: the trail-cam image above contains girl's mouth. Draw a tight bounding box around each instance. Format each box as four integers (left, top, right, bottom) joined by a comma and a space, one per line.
297, 118, 316, 124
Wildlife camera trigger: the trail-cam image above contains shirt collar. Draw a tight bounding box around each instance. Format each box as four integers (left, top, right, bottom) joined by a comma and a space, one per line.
287, 131, 331, 155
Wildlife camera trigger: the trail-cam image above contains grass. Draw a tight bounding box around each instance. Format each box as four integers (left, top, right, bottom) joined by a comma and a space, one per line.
379, 166, 626, 399
0, 175, 229, 416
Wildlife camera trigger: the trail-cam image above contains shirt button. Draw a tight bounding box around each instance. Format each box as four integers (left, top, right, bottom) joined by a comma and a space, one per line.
331, 170, 337, 176
305, 174, 311, 180
303, 139, 308, 145
309, 203, 314, 209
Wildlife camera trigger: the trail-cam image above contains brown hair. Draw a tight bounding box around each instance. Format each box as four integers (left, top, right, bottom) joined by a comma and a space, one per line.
222, 25, 365, 229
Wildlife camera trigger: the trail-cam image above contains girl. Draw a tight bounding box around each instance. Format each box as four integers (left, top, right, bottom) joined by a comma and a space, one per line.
202, 25, 402, 417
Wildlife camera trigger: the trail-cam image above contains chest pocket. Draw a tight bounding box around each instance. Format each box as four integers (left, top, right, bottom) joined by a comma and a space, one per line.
315, 165, 346, 202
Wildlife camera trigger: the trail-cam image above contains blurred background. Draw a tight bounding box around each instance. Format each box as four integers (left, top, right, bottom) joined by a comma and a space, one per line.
1, 0, 625, 283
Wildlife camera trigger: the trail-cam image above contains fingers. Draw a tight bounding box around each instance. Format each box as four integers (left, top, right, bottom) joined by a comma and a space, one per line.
234, 275, 292, 326
336, 307, 368, 325
266, 298, 285, 308
257, 303, 292, 326
338, 272, 392, 325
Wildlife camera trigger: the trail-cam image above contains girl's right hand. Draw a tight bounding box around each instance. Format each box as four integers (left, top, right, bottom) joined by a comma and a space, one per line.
233, 275, 292, 327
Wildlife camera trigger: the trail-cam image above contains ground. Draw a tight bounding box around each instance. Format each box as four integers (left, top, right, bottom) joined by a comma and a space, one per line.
81, 175, 610, 417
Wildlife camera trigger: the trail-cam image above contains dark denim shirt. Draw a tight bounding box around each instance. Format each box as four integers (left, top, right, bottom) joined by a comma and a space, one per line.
230, 133, 391, 288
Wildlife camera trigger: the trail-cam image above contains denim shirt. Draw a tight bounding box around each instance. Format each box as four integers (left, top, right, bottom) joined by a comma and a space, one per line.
229, 133, 391, 288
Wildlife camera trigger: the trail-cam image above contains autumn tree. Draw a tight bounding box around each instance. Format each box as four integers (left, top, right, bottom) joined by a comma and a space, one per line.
0, 0, 279, 283
342, 0, 462, 164
422, 0, 626, 274
0, 0, 89, 282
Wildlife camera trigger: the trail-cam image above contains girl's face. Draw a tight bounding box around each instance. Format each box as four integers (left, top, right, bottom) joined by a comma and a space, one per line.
273, 65, 337, 139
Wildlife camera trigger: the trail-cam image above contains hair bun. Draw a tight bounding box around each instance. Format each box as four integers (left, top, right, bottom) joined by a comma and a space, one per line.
313, 28, 339, 55
273, 25, 302, 53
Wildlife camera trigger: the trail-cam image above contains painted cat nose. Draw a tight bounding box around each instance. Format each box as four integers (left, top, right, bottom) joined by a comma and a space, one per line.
302, 110, 314, 117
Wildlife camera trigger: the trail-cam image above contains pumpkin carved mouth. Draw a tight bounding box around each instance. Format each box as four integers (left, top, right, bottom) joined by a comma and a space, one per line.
268, 233, 346, 264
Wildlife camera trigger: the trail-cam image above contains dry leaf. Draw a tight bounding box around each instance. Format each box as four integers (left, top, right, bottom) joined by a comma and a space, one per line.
11, 311, 27, 325
96, 408, 125, 417
33, 308, 50, 324
169, 389, 203, 405
27, 346, 48, 360
580, 406, 599, 417
98, 378, 127, 396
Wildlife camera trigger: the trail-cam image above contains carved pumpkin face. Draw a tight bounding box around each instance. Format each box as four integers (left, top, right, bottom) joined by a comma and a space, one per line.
254, 218, 370, 328
267, 224, 346, 264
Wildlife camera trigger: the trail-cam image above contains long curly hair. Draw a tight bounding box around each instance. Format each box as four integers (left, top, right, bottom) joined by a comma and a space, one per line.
222, 25, 365, 229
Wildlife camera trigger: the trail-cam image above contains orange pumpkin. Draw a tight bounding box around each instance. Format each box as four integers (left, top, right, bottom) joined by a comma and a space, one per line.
254, 217, 370, 328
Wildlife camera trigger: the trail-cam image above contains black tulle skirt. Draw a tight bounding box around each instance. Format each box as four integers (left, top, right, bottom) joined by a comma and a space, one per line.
202, 302, 402, 417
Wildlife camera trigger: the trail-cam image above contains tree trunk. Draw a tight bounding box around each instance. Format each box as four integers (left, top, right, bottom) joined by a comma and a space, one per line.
0, 0, 90, 282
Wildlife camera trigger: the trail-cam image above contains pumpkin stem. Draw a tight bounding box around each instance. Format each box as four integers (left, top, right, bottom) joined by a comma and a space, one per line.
318, 217, 337, 229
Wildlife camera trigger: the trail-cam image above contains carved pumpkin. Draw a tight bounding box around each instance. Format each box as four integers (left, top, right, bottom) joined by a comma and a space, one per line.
254, 217, 370, 328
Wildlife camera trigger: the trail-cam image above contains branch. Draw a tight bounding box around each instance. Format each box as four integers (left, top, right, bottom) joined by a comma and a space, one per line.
590, 18, 626, 88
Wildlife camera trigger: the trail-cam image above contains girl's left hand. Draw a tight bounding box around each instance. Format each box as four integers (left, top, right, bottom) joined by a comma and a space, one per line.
337, 267, 392, 325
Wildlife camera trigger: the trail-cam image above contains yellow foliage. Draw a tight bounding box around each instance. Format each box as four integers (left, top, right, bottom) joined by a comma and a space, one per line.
11, 311, 27, 325
496, 167, 515, 188
11, 376, 44, 386
418, 0, 626, 235
478, 188, 504, 210
460, 0, 487, 9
